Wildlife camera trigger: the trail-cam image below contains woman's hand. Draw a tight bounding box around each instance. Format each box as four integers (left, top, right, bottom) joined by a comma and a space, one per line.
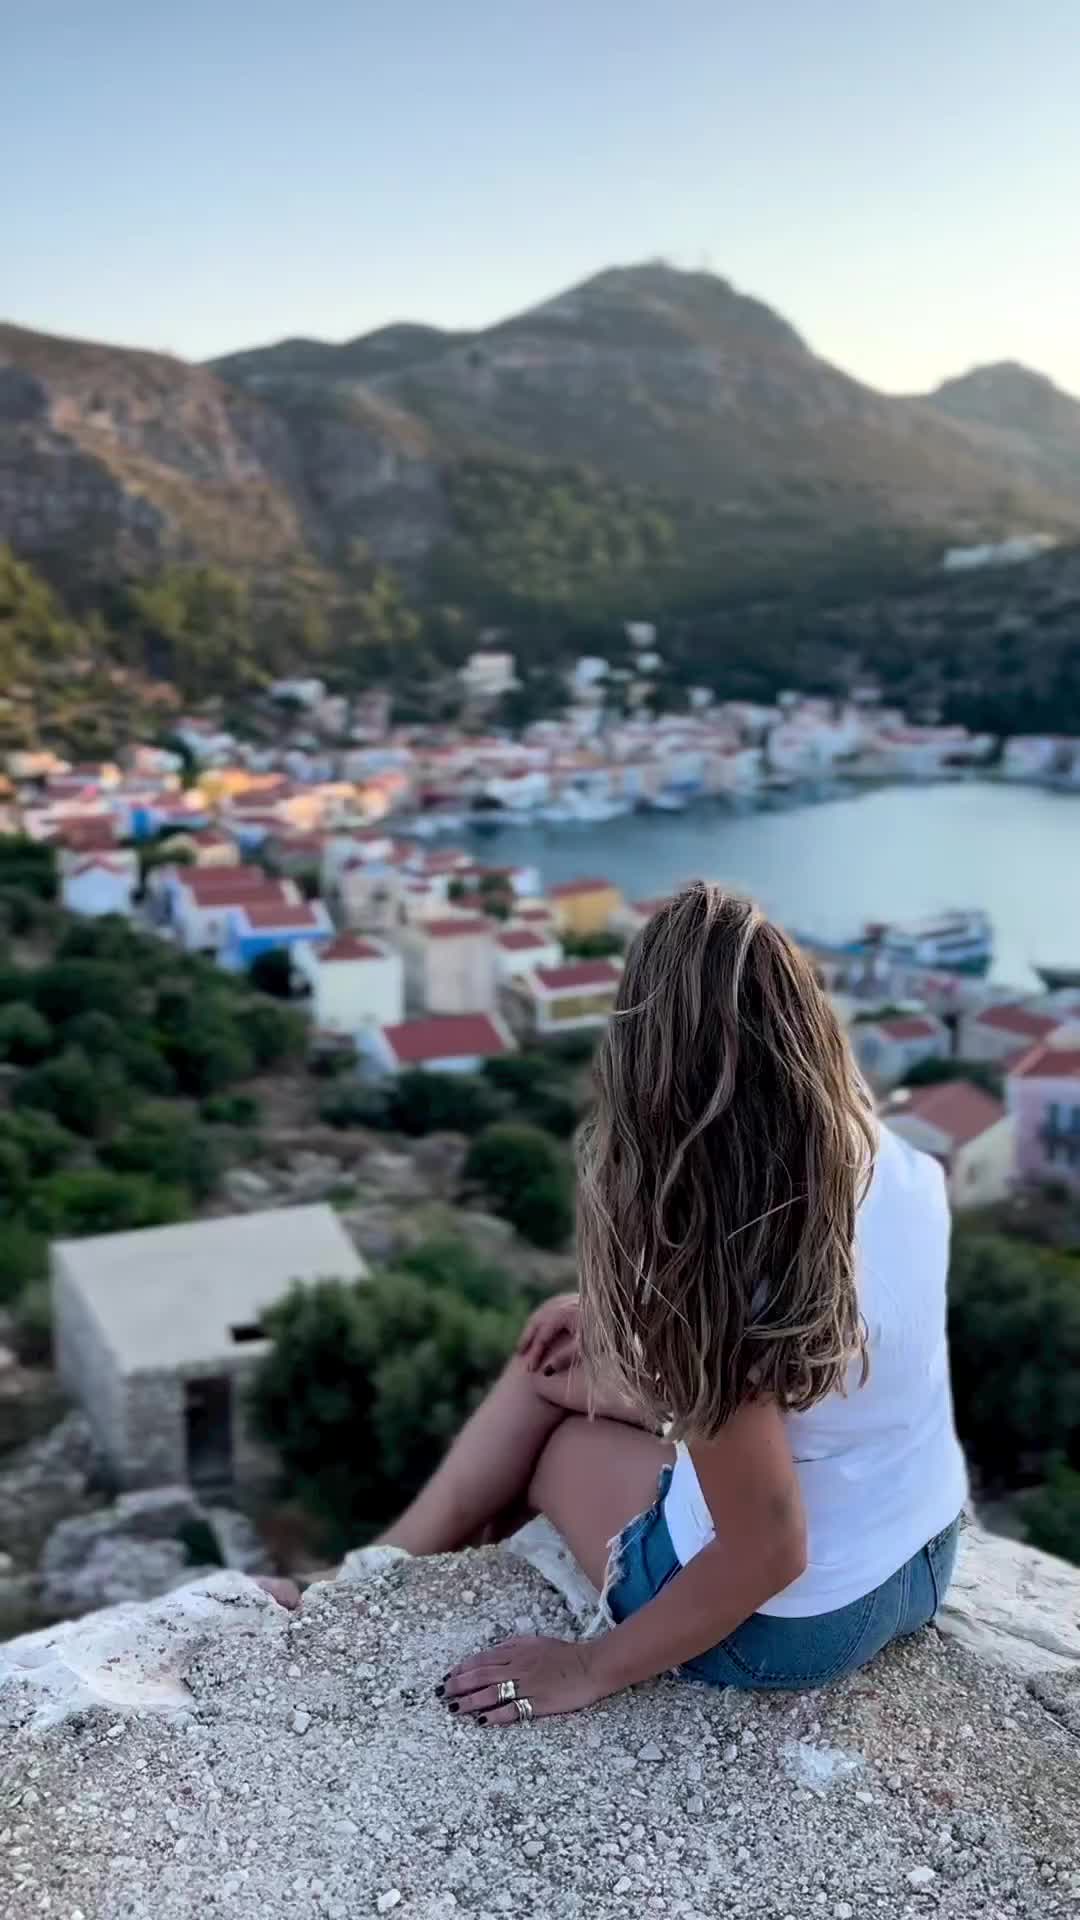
517, 1292, 580, 1375
440, 1635, 600, 1724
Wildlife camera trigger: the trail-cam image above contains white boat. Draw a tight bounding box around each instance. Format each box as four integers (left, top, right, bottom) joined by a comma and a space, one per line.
879, 909, 993, 974
645, 790, 688, 813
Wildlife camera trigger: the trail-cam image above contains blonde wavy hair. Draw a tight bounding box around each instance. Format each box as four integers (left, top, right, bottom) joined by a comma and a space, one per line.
577, 884, 876, 1439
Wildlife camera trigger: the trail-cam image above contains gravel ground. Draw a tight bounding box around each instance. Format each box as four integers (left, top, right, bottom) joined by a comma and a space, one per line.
2, 1548, 1079, 1920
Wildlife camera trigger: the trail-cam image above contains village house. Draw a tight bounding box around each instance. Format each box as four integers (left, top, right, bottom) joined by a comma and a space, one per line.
512, 958, 623, 1038
166, 867, 302, 953
883, 1080, 1014, 1209
60, 856, 137, 920
493, 926, 563, 982
52, 1206, 366, 1490
510, 901, 559, 934
399, 916, 497, 1015
361, 1012, 516, 1076
1006, 1027, 1080, 1189
548, 877, 624, 939
850, 1012, 950, 1085
958, 1002, 1062, 1063
615, 896, 672, 939
293, 933, 404, 1035
219, 897, 334, 973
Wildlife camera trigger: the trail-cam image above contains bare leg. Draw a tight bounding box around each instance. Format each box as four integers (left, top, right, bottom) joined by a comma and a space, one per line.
529, 1415, 673, 1590
376, 1357, 648, 1558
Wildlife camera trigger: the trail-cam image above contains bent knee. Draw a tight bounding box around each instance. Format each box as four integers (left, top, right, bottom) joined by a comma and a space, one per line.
528, 1413, 592, 1510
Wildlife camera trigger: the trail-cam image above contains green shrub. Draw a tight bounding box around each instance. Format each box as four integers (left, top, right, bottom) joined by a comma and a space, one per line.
0, 1224, 48, 1305
13, 1046, 130, 1137
320, 1084, 392, 1130
11, 1281, 52, 1365
249, 948, 294, 1000
1022, 1462, 1080, 1566
27, 1168, 189, 1238
0, 1002, 53, 1066
101, 1105, 221, 1202
386, 1069, 505, 1137
201, 1092, 259, 1127
463, 1122, 574, 1247
32, 960, 132, 1026
0, 1110, 78, 1176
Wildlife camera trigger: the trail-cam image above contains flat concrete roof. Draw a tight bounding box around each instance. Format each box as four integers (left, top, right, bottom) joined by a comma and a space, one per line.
52, 1205, 366, 1373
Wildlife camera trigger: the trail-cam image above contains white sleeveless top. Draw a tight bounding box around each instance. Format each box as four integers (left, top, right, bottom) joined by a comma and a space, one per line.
663, 1125, 968, 1617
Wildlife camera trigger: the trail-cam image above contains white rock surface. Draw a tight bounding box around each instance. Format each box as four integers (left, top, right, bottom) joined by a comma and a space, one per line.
0, 1528, 1078, 1917
937, 1520, 1080, 1674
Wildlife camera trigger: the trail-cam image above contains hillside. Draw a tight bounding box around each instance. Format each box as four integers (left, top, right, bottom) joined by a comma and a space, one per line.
5, 265, 1080, 625
925, 361, 1080, 506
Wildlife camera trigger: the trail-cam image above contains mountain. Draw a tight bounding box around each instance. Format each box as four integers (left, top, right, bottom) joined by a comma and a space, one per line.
924, 361, 1080, 503
4, 266, 1080, 620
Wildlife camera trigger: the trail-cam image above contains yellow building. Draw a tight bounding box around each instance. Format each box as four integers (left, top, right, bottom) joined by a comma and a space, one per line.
548, 876, 623, 938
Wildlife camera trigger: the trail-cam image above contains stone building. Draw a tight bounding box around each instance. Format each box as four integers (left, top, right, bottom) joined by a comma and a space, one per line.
51, 1206, 366, 1492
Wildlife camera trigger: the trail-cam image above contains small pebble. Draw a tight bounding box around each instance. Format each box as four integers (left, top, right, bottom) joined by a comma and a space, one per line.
460, 1590, 477, 1605
637, 1740, 663, 1762
686, 1796, 705, 1816
907, 1865, 936, 1890
288, 1663, 302, 1679
835, 1904, 854, 1919
106, 1724, 124, 1740
376, 1894, 402, 1914
523, 1840, 544, 1858
290, 1709, 312, 1735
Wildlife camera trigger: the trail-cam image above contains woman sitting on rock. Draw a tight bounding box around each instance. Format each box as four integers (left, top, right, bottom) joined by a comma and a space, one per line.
289, 884, 968, 1724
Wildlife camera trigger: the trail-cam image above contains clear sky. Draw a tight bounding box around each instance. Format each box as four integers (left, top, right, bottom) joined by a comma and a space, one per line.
5, 0, 1079, 394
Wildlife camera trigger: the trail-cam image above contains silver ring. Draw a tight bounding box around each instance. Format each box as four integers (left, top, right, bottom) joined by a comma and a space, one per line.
515, 1696, 534, 1724
496, 1679, 518, 1704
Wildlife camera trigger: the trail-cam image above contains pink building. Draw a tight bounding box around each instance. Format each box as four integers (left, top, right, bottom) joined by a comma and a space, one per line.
1006, 1034, 1080, 1187
851, 1012, 949, 1086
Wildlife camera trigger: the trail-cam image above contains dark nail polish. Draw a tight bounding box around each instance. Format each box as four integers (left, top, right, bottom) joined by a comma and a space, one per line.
448, 1701, 459, 1713
477, 1715, 487, 1724
434, 1685, 444, 1697
543, 1366, 554, 1377
442, 1671, 451, 1681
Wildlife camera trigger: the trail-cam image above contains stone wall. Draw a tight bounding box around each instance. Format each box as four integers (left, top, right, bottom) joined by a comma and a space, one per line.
51, 1250, 127, 1472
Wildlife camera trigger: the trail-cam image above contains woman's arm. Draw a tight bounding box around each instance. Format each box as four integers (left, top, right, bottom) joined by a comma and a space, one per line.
585, 1397, 806, 1695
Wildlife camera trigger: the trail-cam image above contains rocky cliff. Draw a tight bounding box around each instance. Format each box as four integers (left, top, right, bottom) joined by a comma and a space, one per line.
5, 265, 1080, 609
1, 1520, 1078, 1918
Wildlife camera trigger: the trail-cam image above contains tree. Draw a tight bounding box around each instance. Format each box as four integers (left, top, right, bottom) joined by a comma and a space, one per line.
0, 833, 58, 902
0, 1224, 47, 1305
32, 960, 132, 1026
13, 1046, 130, 1138
27, 1168, 189, 1238
249, 948, 295, 1000
385, 1069, 505, 1138
250, 1259, 518, 1553
243, 997, 305, 1068
947, 1228, 1080, 1488
560, 930, 623, 959
463, 1123, 574, 1248
0, 1110, 78, 1176
101, 1105, 222, 1202
1023, 1462, 1080, 1566
903, 1055, 1003, 1097
0, 1002, 53, 1066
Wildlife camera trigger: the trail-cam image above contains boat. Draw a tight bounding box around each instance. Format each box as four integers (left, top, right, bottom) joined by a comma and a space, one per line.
879, 909, 993, 975
643, 790, 688, 813
1035, 962, 1080, 992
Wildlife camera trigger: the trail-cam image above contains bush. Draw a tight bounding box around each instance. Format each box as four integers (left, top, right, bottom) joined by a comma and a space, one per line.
0, 1001, 53, 1066
0, 1109, 78, 1176
27, 1167, 189, 1238
463, 1122, 574, 1248
11, 1281, 52, 1365
948, 1227, 1080, 1488
13, 1046, 130, 1137
320, 1084, 393, 1130
64, 1009, 124, 1059
243, 998, 305, 1068
249, 948, 294, 1000
1022, 1462, 1080, 1566
160, 1012, 254, 1096
0, 886, 46, 937
0, 838, 57, 901
0, 1223, 48, 1305
101, 1105, 222, 1202
560, 930, 623, 959
250, 1261, 519, 1552
396, 1234, 518, 1311
0, 1139, 30, 1214
386, 1069, 505, 1138
201, 1092, 259, 1127
32, 960, 132, 1026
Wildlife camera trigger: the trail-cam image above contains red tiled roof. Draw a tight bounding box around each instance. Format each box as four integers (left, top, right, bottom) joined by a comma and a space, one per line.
515, 904, 555, 921
548, 877, 615, 898
421, 917, 492, 939
318, 935, 386, 963
532, 960, 622, 992
56, 817, 119, 851
496, 929, 549, 951
630, 896, 673, 918
382, 1015, 511, 1065
972, 1004, 1060, 1040
69, 858, 129, 879
1008, 1044, 1080, 1081
235, 902, 323, 931
182, 868, 285, 903
875, 1015, 940, 1041
888, 1080, 1004, 1147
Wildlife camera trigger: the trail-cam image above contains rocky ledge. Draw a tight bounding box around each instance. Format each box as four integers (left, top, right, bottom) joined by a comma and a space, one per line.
1, 1523, 1079, 1919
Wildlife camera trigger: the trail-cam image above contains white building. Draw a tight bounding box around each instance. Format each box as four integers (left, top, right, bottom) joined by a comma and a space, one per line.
52, 1206, 366, 1490
493, 926, 563, 982
883, 1081, 1014, 1209
400, 916, 497, 1015
513, 959, 623, 1037
60, 857, 137, 919
460, 651, 517, 702
958, 1003, 1061, 1064
851, 1012, 950, 1085
293, 934, 404, 1035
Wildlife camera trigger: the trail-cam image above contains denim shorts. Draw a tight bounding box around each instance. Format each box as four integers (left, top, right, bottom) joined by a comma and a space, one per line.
605, 1467, 961, 1691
